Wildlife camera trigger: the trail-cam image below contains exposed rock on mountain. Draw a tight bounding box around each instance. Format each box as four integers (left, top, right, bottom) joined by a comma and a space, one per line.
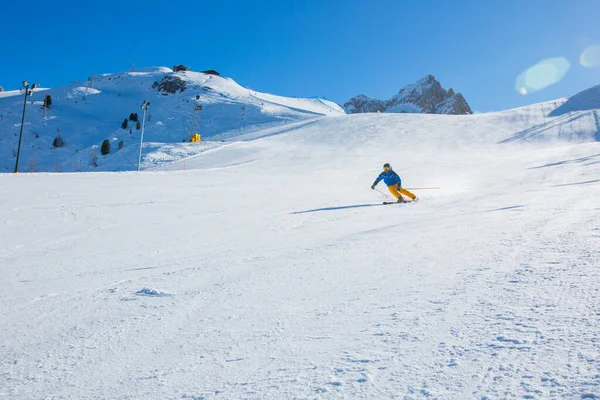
345, 75, 472, 115
157, 75, 187, 95
343, 95, 385, 114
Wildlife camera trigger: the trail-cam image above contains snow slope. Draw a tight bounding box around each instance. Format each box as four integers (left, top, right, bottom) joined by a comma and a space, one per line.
1, 89, 600, 399
0, 67, 344, 173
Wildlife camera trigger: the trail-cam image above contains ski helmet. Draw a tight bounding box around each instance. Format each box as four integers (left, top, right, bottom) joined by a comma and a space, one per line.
383, 163, 391, 170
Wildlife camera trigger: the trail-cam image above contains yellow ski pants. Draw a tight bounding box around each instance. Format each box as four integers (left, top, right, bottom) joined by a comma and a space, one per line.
388, 184, 417, 200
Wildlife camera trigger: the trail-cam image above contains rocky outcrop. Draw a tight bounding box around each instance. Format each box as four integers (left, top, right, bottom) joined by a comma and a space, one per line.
345, 75, 472, 115
343, 95, 385, 114
156, 75, 187, 95
436, 93, 473, 115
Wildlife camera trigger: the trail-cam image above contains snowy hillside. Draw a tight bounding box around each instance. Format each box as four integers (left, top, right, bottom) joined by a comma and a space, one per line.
0, 66, 343, 172
154, 84, 600, 174
1, 83, 599, 398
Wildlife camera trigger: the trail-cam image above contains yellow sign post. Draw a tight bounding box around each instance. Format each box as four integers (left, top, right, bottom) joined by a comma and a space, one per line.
190, 133, 202, 144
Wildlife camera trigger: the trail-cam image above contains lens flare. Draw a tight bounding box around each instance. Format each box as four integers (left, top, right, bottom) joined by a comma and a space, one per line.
515, 57, 570, 95
580, 45, 600, 67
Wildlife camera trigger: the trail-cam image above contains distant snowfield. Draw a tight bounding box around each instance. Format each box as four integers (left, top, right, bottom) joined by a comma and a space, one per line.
1, 91, 600, 399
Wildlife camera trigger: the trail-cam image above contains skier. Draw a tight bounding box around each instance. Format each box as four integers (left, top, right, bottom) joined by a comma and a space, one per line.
371, 163, 418, 203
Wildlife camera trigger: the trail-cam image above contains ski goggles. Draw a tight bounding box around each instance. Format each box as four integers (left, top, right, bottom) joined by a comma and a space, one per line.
383, 167, 390, 171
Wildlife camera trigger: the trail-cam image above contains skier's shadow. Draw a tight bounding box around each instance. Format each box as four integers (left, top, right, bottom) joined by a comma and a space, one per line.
291, 203, 383, 214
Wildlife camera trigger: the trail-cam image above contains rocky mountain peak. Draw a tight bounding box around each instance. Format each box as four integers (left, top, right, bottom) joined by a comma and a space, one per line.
344, 75, 472, 115
343, 94, 385, 114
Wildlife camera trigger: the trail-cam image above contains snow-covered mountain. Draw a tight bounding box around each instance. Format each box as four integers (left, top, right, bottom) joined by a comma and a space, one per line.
344, 74, 473, 115
0, 66, 344, 172
2, 67, 599, 176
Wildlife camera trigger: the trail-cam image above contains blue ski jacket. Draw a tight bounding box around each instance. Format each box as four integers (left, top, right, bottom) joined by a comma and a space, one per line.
374, 169, 402, 187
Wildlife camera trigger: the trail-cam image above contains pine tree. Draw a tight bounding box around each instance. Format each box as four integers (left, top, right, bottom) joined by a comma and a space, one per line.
44, 94, 52, 108
101, 139, 111, 155
52, 133, 64, 148
121, 119, 128, 129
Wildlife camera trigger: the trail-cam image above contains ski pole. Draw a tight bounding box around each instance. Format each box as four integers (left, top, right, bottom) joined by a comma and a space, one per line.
373, 187, 389, 197
405, 187, 440, 190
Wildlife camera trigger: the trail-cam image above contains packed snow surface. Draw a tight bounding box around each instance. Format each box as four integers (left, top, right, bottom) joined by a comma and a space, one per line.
1, 94, 600, 399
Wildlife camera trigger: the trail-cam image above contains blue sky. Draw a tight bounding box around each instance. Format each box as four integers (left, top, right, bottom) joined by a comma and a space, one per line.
1, 0, 599, 111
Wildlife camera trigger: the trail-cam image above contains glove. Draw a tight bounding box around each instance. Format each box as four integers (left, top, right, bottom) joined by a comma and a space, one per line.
371, 184, 375, 190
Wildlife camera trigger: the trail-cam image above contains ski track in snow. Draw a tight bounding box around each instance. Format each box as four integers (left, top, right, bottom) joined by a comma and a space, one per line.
1, 108, 600, 399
